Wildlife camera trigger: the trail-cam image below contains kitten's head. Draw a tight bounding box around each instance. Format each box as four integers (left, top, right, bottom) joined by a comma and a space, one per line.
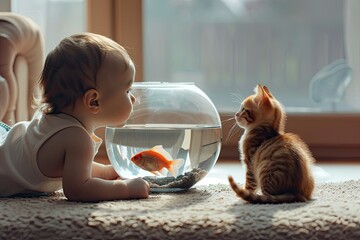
235, 84, 285, 132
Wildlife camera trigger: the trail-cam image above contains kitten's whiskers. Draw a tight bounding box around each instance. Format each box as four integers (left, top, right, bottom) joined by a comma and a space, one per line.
223, 117, 240, 144
222, 116, 235, 125
226, 122, 240, 143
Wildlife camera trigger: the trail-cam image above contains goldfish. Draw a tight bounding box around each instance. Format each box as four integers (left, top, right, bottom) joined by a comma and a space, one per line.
131, 145, 184, 177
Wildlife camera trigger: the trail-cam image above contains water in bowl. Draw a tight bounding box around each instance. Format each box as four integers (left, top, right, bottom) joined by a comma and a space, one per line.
105, 124, 221, 192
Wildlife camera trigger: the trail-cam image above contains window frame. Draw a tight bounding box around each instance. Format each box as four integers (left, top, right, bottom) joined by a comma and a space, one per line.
88, 0, 360, 162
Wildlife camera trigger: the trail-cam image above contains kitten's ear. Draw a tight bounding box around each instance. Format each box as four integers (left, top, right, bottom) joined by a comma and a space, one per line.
255, 84, 271, 107
254, 84, 263, 104
263, 86, 274, 99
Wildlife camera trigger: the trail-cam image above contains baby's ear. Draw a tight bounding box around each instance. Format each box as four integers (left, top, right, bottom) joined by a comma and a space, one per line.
83, 89, 100, 114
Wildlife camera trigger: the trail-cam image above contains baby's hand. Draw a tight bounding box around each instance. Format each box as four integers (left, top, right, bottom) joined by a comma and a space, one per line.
125, 177, 150, 199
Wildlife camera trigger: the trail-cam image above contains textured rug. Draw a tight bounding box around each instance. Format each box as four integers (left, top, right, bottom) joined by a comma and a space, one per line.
1, 180, 359, 240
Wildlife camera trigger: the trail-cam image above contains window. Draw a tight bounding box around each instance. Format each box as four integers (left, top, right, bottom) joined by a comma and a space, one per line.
143, 0, 353, 113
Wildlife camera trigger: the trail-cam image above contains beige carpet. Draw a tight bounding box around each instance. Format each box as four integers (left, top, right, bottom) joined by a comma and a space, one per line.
1, 180, 360, 240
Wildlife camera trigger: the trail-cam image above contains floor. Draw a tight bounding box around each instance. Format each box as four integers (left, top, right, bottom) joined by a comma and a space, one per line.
198, 160, 360, 186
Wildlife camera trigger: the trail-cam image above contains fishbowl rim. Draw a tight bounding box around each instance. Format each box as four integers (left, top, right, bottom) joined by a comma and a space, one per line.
106, 124, 222, 130
132, 81, 195, 88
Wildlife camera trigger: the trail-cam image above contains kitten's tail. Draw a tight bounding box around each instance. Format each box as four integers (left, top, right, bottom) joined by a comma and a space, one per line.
228, 176, 307, 204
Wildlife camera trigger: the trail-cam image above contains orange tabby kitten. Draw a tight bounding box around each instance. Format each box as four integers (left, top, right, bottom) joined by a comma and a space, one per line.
228, 84, 315, 204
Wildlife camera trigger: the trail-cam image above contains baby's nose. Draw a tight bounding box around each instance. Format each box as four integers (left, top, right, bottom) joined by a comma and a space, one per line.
131, 94, 136, 104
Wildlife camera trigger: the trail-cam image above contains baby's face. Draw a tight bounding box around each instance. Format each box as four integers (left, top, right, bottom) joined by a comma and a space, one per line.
96, 53, 136, 127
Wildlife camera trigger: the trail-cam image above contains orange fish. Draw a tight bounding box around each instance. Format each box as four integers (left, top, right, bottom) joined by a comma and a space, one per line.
131, 145, 184, 177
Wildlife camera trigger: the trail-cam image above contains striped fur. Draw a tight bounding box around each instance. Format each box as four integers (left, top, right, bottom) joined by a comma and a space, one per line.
228, 176, 307, 204
229, 84, 315, 204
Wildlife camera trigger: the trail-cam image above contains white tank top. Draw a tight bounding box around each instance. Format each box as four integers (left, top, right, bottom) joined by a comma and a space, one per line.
0, 113, 102, 197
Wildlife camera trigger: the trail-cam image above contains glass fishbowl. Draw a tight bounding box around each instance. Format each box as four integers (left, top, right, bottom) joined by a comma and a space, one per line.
105, 82, 222, 192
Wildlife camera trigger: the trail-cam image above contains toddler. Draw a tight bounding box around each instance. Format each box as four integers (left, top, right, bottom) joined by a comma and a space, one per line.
0, 33, 150, 202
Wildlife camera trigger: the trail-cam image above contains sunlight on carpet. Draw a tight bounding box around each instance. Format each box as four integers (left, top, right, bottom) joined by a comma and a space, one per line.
0, 180, 359, 239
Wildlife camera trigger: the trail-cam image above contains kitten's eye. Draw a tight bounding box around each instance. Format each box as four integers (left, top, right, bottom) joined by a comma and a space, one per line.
241, 107, 246, 112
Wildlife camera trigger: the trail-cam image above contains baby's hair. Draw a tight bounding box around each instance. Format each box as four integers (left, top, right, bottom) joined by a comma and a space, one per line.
38, 32, 132, 114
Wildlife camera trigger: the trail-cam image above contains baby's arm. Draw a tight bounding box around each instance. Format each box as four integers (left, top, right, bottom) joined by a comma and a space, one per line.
91, 161, 120, 180
61, 128, 149, 202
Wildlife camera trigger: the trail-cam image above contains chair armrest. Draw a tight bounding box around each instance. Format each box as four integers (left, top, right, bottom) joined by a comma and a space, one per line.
0, 13, 44, 125
0, 76, 9, 121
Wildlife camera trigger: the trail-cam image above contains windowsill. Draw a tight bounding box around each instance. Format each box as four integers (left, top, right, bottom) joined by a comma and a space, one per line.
220, 113, 360, 160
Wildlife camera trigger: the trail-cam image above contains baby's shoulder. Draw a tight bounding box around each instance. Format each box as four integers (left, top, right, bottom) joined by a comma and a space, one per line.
52, 126, 93, 149
37, 126, 94, 178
